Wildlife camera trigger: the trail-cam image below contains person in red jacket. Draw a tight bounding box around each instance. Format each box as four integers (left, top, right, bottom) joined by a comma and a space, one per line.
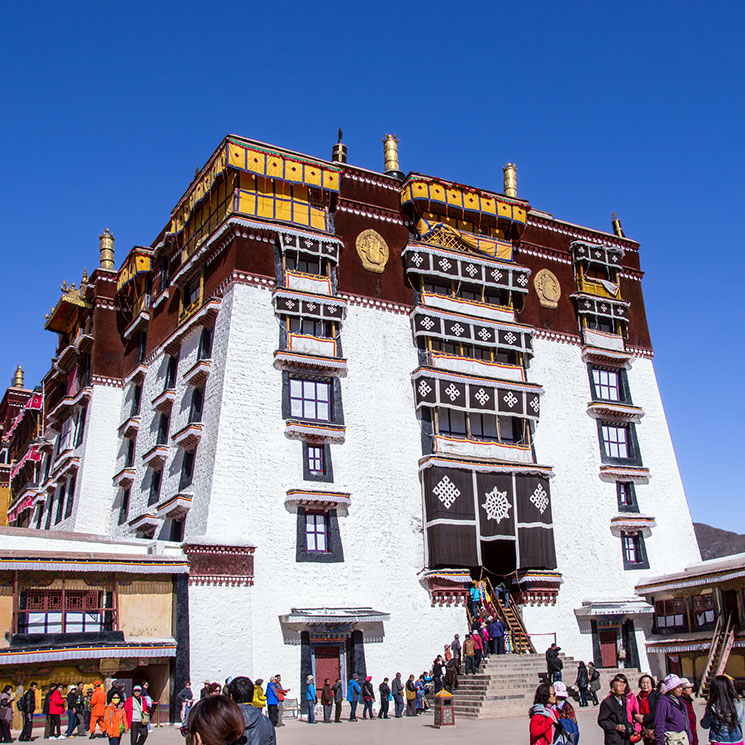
529, 682, 558, 745
49, 684, 66, 739
124, 686, 149, 745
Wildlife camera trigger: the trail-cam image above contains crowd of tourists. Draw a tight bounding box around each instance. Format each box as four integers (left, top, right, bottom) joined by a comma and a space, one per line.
0, 680, 155, 745
530, 669, 745, 745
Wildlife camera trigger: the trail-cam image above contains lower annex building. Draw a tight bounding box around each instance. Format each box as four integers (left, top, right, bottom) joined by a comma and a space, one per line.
1, 133, 700, 711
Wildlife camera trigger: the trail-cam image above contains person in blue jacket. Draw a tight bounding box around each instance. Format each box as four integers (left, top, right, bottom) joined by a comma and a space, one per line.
305, 676, 317, 724
265, 677, 279, 728
346, 675, 361, 722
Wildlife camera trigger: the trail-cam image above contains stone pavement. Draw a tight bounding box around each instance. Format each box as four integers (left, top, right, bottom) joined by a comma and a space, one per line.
18, 699, 708, 745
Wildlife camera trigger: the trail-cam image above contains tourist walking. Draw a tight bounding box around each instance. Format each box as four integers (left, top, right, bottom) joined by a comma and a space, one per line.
588, 662, 601, 706
18, 682, 37, 742
177, 682, 193, 728
391, 674, 404, 718
701, 674, 744, 745
598, 677, 633, 745
227, 677, 276, 745
103, 692, 127, 745
463, 634, 476, 675
653, 674, 691, 745
49, 683, 66, 739
90, 681, 107, 737
445, 657, 459, 692
529, 683, 558, 745
637, 674, 659, 745
124, 686, 149, 745
472, 627, 484, 668
613, 673, 642, 741
378, 678, 390, 719
331, 679, 342, 723
346, 675, 360, 721
66, 684, 79, 738
320, 679, 333, 724
0, 685, 12, 744
469, 581, 480, 619
264, 678, 279, 728
405, 675, 416, 717
305, 676, 317, 724
361, 677, 374, 720
184, 695, 251, 745
199, 682, 210, 700
576, 662, 589, 707
489, 617, 506, 655
451, 634, 461, 668
680, 679, 698, 745
74, 682, 86, 736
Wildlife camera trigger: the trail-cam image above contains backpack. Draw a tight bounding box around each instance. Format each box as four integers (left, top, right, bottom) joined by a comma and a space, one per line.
17, 696, 26, 713
555, 717, 580, 745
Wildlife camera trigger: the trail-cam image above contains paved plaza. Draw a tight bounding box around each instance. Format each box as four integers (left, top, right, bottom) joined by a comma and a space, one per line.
17, 699, 709, 745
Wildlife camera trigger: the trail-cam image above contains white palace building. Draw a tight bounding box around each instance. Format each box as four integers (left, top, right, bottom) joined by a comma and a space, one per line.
0, 133, 700, 717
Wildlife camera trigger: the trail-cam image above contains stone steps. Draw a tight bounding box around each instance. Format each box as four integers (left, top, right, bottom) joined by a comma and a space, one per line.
451, 653, 637, 719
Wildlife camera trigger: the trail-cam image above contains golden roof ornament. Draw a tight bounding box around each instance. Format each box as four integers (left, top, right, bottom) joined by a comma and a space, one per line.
99, 228, 115, 270
502, 163, 517, 198
611, 213, 625, 238
81, 267, 89, 285
13, 365, 24, 388
383, 134, 402, 177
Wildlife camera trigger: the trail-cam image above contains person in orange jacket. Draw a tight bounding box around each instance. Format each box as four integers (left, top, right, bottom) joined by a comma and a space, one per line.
103, 693, 127, 745
89, 681, 107, 737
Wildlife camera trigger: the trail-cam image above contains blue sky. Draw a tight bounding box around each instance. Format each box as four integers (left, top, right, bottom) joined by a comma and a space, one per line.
1, 1, 742, 531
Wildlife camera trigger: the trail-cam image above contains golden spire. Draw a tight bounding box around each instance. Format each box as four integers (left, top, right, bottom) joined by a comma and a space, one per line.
611, 212, 625, 238
13, 365, 24, 388
383, 134, 400, 175
99, 228, 115, 270
81, 267, 89, 285
502, 163, 517, 198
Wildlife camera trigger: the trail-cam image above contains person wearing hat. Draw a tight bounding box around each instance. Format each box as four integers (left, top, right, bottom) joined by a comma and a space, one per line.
346, 674, 361, 721
598, 676, 633, 745
701, 674, 744, 745
89, 681, 107, 738
361, 677, 375, 720
124, 686, 149, 745
320, 679, 334, 724
553, 682, 579, 745
654, 675, 690, 745
305, 676, 317, 724
679, 679, 698, 745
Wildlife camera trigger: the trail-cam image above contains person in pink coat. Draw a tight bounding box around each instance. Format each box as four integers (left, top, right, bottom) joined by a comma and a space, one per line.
472, 628, 484, 668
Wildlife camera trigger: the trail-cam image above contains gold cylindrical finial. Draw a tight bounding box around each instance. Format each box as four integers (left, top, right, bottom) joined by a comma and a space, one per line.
611, 213, 625, 238
502, 163, 517, 198
99, 228, 115, 270
332, 128, 347, 163
13, 365, 24, 388
383, 134, 400, 175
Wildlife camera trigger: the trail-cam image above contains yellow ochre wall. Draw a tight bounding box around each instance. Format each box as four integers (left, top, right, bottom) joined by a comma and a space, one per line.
0, 485, 9, 527
0, 584, 12, 649
118, 579, 173, 637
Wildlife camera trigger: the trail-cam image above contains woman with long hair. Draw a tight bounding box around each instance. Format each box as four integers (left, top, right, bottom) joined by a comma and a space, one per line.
701, 675, 744, 745
529, 682, 558, 745
575, 662, 589, 707
183, 696, 247, 745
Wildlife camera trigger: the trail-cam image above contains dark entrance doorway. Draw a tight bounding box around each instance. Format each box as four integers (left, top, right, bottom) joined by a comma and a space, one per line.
722, 590, 740, 625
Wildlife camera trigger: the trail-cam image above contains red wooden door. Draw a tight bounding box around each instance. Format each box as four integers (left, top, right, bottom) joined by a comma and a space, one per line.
599, 629, 618, 668
314, 645, 341, 685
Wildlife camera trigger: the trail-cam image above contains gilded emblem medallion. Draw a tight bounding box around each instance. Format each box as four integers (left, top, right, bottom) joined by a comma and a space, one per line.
534, 269, 561, 309
355, 229, 389, 274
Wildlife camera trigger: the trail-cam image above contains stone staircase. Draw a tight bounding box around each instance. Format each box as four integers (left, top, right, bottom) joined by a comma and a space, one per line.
452, 653, 638, 718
